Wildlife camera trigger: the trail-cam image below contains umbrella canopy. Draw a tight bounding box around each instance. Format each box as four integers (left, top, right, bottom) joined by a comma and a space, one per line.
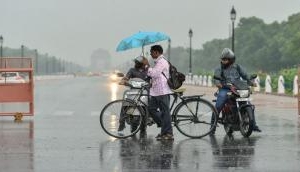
116, 31, 170, 54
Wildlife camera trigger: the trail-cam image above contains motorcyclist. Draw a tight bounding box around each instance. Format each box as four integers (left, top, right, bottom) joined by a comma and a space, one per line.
118, 56, 150, 132
211, 48, 261, 134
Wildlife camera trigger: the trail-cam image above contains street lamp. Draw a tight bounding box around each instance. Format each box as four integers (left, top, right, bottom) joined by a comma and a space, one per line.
230, 6, 236, 52
0, 35, 3, 68
21, 45, 24, 67
168, 38, 171, 61
0, 35, 3, 58
21, 45, 24, 57
35, 49, 38, 75
188, 28, 193, 75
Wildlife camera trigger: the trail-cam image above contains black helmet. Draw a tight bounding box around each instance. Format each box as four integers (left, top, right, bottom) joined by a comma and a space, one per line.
220, 48, 235, 60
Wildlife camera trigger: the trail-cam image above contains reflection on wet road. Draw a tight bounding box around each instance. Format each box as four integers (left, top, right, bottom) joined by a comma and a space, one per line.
0, 120, 34, 172
100, 137, 175, 171
98, 136, 258, 171
0, 77, 299, 171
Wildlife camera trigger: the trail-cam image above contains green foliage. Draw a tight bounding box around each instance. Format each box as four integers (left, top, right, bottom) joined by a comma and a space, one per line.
171, 12, 300, 74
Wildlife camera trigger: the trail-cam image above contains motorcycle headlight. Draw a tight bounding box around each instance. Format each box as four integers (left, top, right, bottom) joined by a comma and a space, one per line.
237, 90, 249, 98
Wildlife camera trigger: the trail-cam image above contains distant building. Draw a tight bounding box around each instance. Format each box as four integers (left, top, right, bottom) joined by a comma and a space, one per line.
90, 48, 112, 72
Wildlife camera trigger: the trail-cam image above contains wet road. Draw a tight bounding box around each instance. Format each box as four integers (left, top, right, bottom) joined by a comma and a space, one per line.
0, 76, 299, 171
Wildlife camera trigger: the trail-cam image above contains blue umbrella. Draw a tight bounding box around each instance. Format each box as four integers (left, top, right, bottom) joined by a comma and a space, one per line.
116, 31, 170, 54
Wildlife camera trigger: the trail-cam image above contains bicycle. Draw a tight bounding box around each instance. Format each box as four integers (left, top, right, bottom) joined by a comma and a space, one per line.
100, 80, 218, 139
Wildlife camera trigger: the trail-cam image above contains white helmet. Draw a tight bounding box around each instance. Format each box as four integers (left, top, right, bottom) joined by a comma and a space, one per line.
134, 56, 144, 64
220, 48, 235, 60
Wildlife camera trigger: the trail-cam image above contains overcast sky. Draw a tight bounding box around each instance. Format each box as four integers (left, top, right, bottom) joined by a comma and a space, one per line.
1, 0, 300, 66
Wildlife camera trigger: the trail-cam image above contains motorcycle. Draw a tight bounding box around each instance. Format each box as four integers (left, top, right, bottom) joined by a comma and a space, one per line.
213, 74, 257, 137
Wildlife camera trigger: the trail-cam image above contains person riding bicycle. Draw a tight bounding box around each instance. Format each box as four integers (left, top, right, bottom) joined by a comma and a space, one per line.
211, 48, 261, 134
119, 56, 149, 84
118, 56, 150, 132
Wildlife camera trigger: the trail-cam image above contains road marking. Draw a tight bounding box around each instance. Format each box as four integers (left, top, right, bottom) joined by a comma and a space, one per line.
52, 111, 74, 116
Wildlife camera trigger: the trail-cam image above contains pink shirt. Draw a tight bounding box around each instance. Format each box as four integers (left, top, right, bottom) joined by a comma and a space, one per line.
147, 55, 173, 96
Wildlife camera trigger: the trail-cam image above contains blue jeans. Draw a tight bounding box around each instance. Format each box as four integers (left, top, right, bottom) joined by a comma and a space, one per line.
148, 95, 172, 135
215, 88, 230, 113
211, 88, 229, 125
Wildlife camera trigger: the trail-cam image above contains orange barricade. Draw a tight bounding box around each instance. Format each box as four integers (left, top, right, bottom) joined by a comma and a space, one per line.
0, 57, 34, 119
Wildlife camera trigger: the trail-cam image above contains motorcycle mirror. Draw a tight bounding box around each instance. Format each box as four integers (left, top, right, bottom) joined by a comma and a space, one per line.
213, 75, 221, 80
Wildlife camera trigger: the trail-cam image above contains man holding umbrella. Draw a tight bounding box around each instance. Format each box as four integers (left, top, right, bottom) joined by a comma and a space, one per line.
143, 45, 174, 140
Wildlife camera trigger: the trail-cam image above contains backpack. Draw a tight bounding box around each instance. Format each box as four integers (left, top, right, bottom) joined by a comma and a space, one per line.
162, 61, 186, 90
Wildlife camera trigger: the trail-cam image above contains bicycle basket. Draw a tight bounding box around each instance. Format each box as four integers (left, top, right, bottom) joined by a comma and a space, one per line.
123, 89, 148, 105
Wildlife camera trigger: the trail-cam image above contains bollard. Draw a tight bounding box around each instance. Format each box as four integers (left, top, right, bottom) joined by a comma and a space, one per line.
203, 75, 207, 86
298, 65, 300, 116
293, 75, 298, 96
277, 75, 285, 95
207, 75, 212, 87
254, 76, 260, 92
193, 75, 198, 85
199, 75, 203, 86
265, 75, 272, 94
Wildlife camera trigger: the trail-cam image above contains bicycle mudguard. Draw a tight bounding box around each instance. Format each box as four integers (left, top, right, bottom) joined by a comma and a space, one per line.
182, 95, 205, 99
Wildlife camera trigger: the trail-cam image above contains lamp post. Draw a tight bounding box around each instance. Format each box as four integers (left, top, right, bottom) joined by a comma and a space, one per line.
0, 35, 3, 58
21, 45, 24, 57
35, 49, 38, 75
168, 38, 171, 61
188, 29, 193, 75
0, 35, 3, 68
230, 6, 236, 52
21, 45, 24, 67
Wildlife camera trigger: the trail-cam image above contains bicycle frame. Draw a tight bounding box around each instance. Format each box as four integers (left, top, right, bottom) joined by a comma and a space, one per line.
126, 84, 205, 123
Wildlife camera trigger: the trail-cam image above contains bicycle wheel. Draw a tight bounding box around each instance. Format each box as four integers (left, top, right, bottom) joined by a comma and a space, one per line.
173, 97, 218, 138
100, 99, 144, 139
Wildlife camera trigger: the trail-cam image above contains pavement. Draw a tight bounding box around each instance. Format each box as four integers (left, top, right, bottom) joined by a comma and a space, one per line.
0, 78, 299, 172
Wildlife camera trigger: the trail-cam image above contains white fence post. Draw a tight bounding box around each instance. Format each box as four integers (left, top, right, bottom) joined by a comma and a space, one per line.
293, 75, 298, 96
265, 75, 272, 94
254, 76, 260, 92
199, 75, 203, 86
193, 75, 198, 85
203, 75, 207, 86
208, 75, 212, 87
186, 74, 191, 84
278, 75, 285, 94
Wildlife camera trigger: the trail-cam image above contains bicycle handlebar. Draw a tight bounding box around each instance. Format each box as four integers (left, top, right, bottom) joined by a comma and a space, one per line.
119, 80, 150, 90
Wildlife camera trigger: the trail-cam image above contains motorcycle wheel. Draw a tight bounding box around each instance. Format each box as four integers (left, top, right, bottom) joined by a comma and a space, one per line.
239, 106, 254, 137
222, 112, 233, 136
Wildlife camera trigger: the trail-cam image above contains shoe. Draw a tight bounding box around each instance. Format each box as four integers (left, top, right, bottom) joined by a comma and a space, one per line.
253, 126, 262, 132
155, 134, 162, 139
118, 123, 125, 131
157, 133, 174, 140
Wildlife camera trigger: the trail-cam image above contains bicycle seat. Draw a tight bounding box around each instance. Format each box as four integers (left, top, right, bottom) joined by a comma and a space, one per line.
172, 87, 186, 93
